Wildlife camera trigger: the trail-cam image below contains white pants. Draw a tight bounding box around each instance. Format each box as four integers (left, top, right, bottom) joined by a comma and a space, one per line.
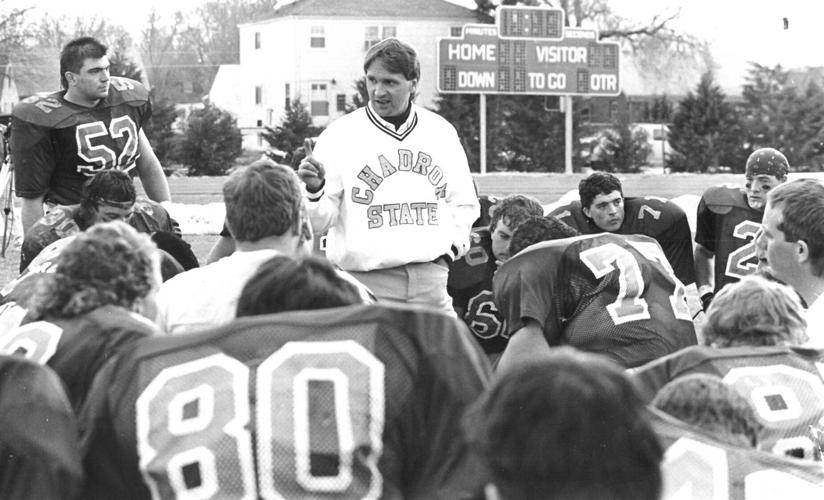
348, 260, 456, 317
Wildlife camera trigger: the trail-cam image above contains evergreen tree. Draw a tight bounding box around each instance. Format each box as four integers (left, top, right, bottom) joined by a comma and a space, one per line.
666, 72, 747, 172
176, 104, 242, 176
143, 93, 181, 166
740, 63, 824, 170
260, 98, 323, 165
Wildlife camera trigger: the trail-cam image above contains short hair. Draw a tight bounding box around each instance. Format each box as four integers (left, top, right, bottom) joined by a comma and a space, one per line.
489, 194, 544, 233
363, 38, 420, 82
60, 36, 108, 90
767, 178, 824, 276
223, 160, 303, 243
579, 171, 623, 210
465, 348, 663, 500
79, 169, 136, 208
509, 215, 580, 256
652, 373, 764, 448
703, 275, 807, 347
236, 255, 361, 317
27, 221, 158, 320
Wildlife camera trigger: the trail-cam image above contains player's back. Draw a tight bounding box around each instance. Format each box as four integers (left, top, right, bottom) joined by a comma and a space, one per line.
0, 354, 83, 499
651, 408, 824, 499
0, 304, 157, 413
80, 303, 490, 500
494, 232, 696, 367
632, 345, 824, 460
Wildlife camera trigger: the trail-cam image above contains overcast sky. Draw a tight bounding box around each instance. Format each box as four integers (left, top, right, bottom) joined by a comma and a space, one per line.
10, 0, 824, 79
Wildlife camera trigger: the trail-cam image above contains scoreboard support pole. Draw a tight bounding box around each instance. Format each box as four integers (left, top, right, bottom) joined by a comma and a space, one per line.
480, 93, 487, 174
564, 95, 573, 174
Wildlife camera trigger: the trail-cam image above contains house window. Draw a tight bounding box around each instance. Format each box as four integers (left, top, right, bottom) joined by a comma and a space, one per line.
311, 83, 329, 116
609, 100, 618, 120
310, 26, 325, 48
364, 25, 396, 50
267, 108, 274, 125
256, 119, 263, 127
450, 26, 462, 37
254, 32, 261, 49
284, 83, 290, 109
255, 86, 263, 105
336, 94, 346, 112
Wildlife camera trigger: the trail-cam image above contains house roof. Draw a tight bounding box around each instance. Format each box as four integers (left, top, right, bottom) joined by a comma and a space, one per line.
250, 0, 490, 22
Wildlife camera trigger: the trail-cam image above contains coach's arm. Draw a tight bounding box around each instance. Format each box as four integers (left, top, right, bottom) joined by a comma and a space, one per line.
495, 319, 551, 376
134, 130, 171, 203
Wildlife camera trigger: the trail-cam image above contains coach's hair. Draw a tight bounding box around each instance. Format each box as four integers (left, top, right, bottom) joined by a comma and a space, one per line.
27, 221, 158, 320
236, 255, 361, 317
703, 275, 807, 347
767, 178, 824, 277
509, 215, 580, 256
223, 160, 303, 243
579, 171, 623, 210
363, 37, 420, 83
464, 348, 663, 500
75, 170, 136, 229
60, 36, 108, 90
652, 373, 764, 449
489, 194, 544, 234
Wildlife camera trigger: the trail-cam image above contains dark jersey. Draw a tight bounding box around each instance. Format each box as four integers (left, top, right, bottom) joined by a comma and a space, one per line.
632, 345, 824, 460
79, 304, 490, 500
651, 408, 824, 499
494, 233, 696, 368
0, 355, 83, 499
447, 227, 507, 354
548, 196, 695, 285
11, 77, 151, 205
19, 199, 179, 272
0, 305, 157, 413
695, 184, 763, 292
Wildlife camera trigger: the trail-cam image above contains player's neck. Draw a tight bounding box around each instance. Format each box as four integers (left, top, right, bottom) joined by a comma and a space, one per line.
64, 89, 101, 108
234, 235, 300, 255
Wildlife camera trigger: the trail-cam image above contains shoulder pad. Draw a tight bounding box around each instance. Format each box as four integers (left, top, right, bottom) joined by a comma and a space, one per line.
547, 200, 589, 231
106, 77, 149, 107
448, 227, 492, 290
702, 184, 749, 214
12, 91, 78, 127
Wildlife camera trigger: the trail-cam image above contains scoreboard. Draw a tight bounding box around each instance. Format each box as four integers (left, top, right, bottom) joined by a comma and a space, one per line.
438, 6, 620, 96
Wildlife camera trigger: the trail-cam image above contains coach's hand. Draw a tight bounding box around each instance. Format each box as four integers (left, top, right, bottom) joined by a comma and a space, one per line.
297, 138, 325, 193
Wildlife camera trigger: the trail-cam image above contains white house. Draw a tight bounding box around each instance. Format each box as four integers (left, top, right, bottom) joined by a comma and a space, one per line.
209, 0, 488, 150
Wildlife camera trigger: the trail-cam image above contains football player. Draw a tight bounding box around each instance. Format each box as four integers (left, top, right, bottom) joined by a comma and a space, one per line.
547, 171, 696, 286
464, 348, 663, 500
631, 275, 824, 460
651, 407, 824, 498
447, 194, 543, 359
694, 147, 788, 310
20, 169, 183, 272
11, 36, 170, 233
493, 232, 697, 373
0, 221, 161, 412
0, 354, 83, 499
79, 304, 490, 499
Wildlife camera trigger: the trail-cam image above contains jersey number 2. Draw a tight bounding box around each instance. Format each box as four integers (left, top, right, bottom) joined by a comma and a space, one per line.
725, 220, 761, 280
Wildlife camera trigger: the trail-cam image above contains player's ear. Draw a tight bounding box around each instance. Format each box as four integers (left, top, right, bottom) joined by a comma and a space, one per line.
582, 205, 591, 219
797, 239, 810, 264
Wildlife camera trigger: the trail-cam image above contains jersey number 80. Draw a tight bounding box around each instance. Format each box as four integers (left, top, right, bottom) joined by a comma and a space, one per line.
136, 340, 386, 500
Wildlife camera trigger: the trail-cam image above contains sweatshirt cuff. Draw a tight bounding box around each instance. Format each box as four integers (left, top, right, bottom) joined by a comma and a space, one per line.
304, 180, 325, 201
